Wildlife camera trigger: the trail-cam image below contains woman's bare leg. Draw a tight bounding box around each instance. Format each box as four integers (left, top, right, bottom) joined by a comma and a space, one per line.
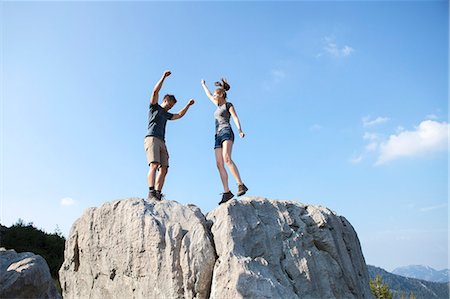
222, 140, 243, 185
215, 148, 230, 192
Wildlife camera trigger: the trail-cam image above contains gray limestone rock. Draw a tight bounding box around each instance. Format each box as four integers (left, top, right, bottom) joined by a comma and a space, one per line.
59, 198, 216, 299
0, 248, 61, 299
60, 197, 373, 299
206, 197, 374, 299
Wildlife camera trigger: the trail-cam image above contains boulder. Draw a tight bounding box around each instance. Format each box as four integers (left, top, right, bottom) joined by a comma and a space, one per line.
206, 197, 374, 299
60, 196, 374, 299
59, 198, 216, 299
0, 248, 61, 299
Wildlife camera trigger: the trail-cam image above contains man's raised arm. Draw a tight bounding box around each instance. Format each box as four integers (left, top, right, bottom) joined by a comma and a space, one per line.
171, 99, 195, 120
150, 70, 171, 105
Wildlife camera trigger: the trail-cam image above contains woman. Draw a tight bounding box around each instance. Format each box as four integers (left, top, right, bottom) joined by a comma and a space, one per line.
201, 78, 248, 204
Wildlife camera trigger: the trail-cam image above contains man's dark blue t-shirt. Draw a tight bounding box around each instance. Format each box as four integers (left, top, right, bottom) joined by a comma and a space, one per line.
146, 104, 174, 141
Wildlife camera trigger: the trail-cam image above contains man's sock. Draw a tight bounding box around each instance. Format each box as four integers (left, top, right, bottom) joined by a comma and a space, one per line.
148, 187, 156, 199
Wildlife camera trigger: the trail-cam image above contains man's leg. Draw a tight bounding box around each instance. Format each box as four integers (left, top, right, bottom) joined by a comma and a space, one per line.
155, 166, 168, 192
145, 137, 161, 194
155, 140, 169, 199
148, 162, 160, 189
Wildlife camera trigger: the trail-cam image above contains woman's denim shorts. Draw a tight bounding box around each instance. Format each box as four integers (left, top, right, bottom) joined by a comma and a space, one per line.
214, 127, 234, 149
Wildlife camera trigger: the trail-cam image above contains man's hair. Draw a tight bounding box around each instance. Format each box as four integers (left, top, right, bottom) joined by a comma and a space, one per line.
163, 94, 177, 103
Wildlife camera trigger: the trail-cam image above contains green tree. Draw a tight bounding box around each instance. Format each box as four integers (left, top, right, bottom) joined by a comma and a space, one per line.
370, 275, 393, 299
0, 219, 65, 278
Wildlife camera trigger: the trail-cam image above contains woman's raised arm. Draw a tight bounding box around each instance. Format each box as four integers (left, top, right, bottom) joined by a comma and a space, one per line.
201, 79, 218, 105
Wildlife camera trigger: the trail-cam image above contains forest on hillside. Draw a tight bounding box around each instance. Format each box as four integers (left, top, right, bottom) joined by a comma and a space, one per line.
0, 219, 65, 278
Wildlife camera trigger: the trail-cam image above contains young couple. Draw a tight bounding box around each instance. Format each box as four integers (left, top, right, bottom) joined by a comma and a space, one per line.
144, 70, 248, 205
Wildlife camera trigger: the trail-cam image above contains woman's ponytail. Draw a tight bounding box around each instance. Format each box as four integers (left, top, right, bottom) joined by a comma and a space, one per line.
214, 78, 230, 91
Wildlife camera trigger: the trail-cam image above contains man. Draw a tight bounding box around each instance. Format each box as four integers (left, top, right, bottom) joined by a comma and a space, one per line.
145, 70, 194, 201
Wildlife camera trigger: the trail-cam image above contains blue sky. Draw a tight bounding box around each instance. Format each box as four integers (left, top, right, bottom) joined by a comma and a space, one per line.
2, 1, 448, 272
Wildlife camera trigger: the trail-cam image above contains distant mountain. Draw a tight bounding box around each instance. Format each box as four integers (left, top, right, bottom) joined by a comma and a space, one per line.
367, 265, 449, 299
393, 265, 449, 283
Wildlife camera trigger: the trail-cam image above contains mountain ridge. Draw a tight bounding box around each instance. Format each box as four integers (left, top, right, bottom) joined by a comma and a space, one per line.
392, 265, 449, 283
368, 265, 449, 299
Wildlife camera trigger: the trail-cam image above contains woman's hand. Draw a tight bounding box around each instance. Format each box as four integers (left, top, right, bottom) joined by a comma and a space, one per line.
201, 79, 206, 85
239, 130, 245, 138
164, 70, 171, 77
188, 99, 195, 106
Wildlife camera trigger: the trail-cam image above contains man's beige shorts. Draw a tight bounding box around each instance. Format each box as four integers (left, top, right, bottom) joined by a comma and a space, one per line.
144, 136, 169, 167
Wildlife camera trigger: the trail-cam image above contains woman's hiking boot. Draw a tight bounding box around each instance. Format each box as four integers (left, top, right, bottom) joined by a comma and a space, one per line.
219, 191, 234, 205
237, 184, 248, 196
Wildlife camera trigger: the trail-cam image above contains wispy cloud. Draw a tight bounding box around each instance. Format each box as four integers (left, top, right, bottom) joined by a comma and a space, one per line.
309, 124, 323, 131
350, 132, 381, 163
396, 126, 405, 133
263, 69, 286, 91
376, 120, 449, 165
426, 114, 439, 120
363, 132, 380, 141
350, 154, 364, 164
322, 36, 355, 58
365, 142, 378, 152
362, 116, 390, 127
420, 203, 448, 212
60, 197, 76, 206
271, 69, 286, 84
325, 43, 354, 57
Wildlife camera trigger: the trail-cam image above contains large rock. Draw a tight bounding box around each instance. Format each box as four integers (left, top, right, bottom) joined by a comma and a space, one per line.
206, 197, 374, 299
59, 198, 216, 299
60, 197, 373, 299
0, 248, 61, 299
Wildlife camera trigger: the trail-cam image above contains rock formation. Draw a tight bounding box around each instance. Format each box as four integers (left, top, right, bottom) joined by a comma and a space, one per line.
59, 198, 216, 299
0, 248, 61, 299
207, 198, 373, 299
60, 197, 374, 299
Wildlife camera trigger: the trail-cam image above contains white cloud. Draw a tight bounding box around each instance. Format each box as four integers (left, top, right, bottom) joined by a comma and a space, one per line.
350, 133, 380, 164
426, 114, 439, 120
309, 124, 323, 131
396, 126, 405, 133
350, 154, 364, 164
61, 197, 76, 206
363, 132, 380, 141
376, 120, 449, 165
263, 69, 286, 91
341, 45, 354, 56
420, 203, 448, 212
271, 69, 286, 83
363, 116, 390, 127
365, 142, 378, 152
322, 36, 355, 58
324, 43, 355, 57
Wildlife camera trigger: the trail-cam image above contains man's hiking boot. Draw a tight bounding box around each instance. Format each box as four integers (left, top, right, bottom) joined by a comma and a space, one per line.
155, 191, 164, 201
237, 184, 248, 196
148, 190, 161, 201
219, 191, 234, 205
